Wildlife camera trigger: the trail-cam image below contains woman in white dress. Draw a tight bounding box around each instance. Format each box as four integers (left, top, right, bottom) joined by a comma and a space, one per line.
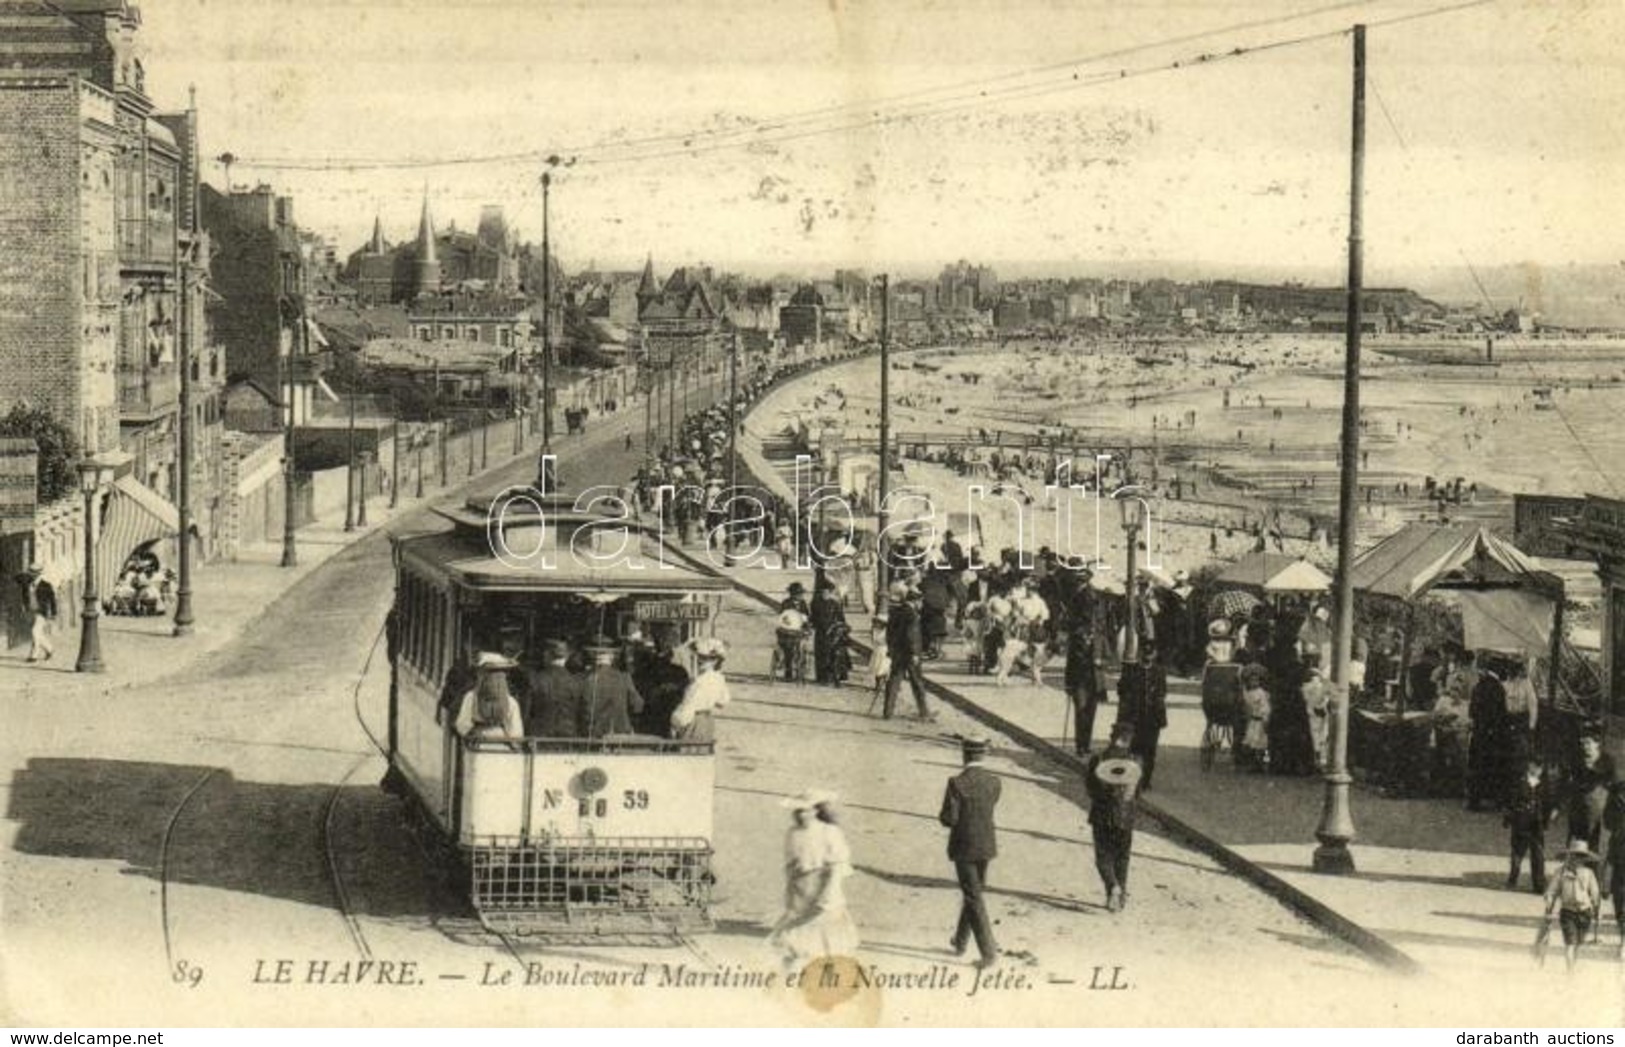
453, 652, 524, 740
769, 789, 860, 974
671, 638, 730, 742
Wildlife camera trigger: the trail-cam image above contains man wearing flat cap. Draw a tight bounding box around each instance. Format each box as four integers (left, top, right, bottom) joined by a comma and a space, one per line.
940, 734, 1001, 969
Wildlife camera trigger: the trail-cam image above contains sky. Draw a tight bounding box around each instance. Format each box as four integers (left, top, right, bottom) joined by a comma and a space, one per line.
136, 0, 1625, 283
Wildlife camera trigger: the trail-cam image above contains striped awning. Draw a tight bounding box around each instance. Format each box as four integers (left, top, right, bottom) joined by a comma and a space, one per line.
96, 476, 179, 599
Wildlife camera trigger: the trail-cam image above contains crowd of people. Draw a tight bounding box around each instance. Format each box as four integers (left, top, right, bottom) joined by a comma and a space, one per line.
434, 627, 732, 745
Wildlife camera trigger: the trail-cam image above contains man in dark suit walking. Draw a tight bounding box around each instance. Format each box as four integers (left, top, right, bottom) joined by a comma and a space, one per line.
939, 734, 1001, 969
1116, 643, 1168, 791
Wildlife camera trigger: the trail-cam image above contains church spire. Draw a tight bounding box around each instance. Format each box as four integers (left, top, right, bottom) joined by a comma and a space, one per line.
414, 189, 440, 296
368, 212, 386, 254
637, 253, 657, 300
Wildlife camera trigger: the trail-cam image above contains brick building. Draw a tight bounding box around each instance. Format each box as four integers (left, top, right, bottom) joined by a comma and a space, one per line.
203, 184, 307, 394
0, 0, 231, 648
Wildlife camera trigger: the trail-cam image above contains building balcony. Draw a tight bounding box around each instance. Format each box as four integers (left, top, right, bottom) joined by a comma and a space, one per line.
118, 219, 178, 271
118, 363, 179, 422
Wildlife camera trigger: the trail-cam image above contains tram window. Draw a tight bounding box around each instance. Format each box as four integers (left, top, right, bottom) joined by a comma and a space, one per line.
401, 577, 413, 670
412, 572, 425, 669
431, 594, 445, 681
409, 577, 424, 671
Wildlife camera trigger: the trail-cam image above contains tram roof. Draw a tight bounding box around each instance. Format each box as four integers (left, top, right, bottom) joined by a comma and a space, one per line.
398, 491, 731, 593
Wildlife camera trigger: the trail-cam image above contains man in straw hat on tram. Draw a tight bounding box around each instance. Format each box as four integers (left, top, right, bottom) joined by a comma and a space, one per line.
939, 732, 1001, 969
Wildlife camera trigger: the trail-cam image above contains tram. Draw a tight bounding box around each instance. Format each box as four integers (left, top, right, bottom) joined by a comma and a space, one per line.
384, 488, 732, 936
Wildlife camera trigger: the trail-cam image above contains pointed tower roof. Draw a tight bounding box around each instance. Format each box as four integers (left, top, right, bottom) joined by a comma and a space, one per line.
637, 254, 657, 299
367, 213, 386, 253
415, 192, 438, 265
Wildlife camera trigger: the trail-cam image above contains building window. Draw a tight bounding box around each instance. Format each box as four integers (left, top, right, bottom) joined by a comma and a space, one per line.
415, 326, 432, 342
498, 328, 512, 348
465, 326, 480, 342
441, 326, 456, 341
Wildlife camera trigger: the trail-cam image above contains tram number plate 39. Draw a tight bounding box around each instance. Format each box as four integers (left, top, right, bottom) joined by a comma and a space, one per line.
577, 789, 650, 817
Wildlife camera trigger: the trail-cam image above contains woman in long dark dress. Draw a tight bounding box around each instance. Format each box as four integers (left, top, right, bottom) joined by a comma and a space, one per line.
1265, 623, 1317, 776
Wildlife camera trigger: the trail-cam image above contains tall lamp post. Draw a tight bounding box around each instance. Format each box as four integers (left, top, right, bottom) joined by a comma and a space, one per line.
414, 426, 426, 499
357, 451, 370, 527
390, 421, 401, 510
1314, 23, 1367, 876
173, 86, 200, 637
75, 458, 115, 673
537, 161, 560, 493
280, 298, 301, 568
343, 387, 357, 531
874, 273, 891, 617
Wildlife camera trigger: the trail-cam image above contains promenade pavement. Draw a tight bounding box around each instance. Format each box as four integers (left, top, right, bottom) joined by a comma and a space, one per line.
728, 367, 1625, 996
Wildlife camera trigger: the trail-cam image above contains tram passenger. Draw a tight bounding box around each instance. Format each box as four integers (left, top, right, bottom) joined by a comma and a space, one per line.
633, 627, 692, 736
581, 635, 645, 738
671, 638, 730, 742
524, 639, 587, 737
454, 652, 525, 740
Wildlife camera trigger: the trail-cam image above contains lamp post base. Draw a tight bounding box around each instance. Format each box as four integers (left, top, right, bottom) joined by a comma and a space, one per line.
76, 608, 104, 673
1312, 840, 1356, 875
1313, 770, 1357, 875
172, 590, 194, 637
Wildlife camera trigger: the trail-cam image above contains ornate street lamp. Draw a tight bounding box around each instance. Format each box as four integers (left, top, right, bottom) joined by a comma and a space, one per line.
74, 458, 117, 673
1115, 484, 1148, 666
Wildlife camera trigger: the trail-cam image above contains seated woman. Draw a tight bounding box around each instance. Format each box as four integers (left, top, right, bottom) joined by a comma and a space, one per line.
453, 652, 525, 740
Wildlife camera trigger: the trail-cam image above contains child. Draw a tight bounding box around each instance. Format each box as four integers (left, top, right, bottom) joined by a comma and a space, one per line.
1301, 654, 1330, 772
1541, 840, 1602, 971
1504, 758, 1553, 893
1239, 662, 1272, 773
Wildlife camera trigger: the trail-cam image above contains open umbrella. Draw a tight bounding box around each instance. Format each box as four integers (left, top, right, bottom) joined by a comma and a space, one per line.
1208, 589, 1262, 619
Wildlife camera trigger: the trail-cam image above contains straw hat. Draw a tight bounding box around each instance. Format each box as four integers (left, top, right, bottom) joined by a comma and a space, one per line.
779, 787, 839, 811
959, 733, 991, 760
474, 651, 517, 671
1560, 839, 1601, 861
583, 634, 621, 655
691, 636, 728, 661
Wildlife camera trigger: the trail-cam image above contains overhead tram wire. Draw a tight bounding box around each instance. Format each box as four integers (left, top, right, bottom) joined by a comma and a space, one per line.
230, 0, 1499, 177
1368, 75, 1621, 499
231, 0, 1379, 172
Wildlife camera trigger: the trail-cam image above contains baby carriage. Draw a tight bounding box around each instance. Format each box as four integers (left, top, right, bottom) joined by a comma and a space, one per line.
1199, 660, 1244, 771
827, 621, 853, 684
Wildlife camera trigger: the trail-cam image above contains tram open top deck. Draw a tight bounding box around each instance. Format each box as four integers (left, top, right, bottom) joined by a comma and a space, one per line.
396, 490, 735, 597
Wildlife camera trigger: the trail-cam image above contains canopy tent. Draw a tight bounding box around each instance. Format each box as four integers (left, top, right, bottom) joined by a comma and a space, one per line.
97, 476, 182, 599
1350, 523, 1565, 676
1215, 551, 1301, 589
1263, 559, 1332, 594
1349, 523, 1557, 602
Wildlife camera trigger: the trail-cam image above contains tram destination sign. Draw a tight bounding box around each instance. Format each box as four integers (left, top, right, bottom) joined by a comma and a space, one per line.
633, 600, 709, 622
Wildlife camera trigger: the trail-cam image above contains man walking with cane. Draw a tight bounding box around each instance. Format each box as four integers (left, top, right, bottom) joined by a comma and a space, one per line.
940, 733, 1001, 969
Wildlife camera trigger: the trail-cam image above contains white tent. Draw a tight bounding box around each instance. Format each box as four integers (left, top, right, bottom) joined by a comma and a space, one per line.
1263, 559, 1331, 594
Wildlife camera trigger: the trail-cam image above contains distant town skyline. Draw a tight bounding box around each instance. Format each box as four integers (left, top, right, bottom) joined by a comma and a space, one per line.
143, 0, 1625, 281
